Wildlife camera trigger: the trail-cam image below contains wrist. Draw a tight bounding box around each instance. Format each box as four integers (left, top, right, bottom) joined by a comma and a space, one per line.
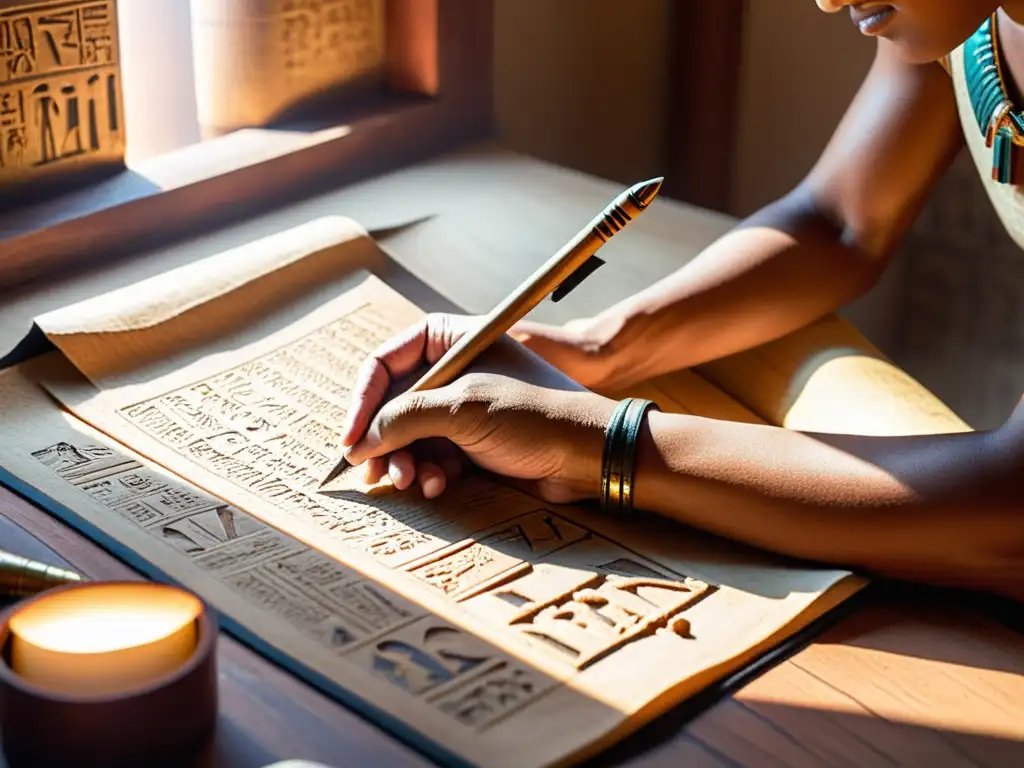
631, 410, 672, 514
585, 304, 653, 391
553, 390, 618, 502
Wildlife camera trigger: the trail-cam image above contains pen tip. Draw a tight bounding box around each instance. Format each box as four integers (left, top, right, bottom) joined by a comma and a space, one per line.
630, 177, 664, 208
317, 459, 349, 493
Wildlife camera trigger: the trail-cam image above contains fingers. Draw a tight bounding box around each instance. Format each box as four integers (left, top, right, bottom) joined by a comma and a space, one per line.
416, 461, 447, 499
361, 456, 389, 485
406, 443, 466, 499
509, 318, 580, 344
343, 356, 392, 448
360, 442, 465, 499
346, 388, 459, 466
341, 320, 426, 447
416, 440, 465, 489
342, 314, 475, 448
387, 450, 417, 491
508, 319, 595, 366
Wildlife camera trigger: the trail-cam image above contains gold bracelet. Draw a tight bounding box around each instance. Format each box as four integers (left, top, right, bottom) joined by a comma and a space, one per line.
600, 399, 630, 514
600, 397, 659, 516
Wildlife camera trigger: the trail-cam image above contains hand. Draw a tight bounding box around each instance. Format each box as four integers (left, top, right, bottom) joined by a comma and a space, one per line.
344, 372, 614, 502
510, 315, 622, 390
340, 312, 615, 500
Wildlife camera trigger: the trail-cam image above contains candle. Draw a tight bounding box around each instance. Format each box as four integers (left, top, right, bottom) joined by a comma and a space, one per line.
7, 582, 202, 697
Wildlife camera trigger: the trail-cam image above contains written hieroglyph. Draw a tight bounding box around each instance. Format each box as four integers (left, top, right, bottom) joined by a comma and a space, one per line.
112, 305, 544, 570
0, 0, 123, 184
4, 217, 867, 768
25, 436, 419, 646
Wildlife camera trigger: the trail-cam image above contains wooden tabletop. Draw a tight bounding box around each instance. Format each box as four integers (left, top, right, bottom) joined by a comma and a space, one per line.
2, 145, 1024, 766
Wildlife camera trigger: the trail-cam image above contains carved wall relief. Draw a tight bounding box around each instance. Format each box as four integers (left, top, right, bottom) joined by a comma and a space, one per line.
190, 0, 387, 136
0, 0, 124, 187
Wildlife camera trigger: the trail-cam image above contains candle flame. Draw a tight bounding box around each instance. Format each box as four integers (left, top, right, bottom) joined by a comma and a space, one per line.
8, 583, 203, 696
11, 583, 201, 654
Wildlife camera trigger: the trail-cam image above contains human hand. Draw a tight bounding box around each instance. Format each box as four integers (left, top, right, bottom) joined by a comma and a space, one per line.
340, 312, 617, 499
341, 312, 586, 450
509, 314, 623, 389
344, 372, 614, 502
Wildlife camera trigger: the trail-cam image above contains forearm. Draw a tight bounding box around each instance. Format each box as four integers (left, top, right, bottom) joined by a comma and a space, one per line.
632, 411, 1024, 597
593, 188, 882, 388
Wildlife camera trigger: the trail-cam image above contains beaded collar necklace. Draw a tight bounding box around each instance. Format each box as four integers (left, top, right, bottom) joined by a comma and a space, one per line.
964, 13, 1024, 184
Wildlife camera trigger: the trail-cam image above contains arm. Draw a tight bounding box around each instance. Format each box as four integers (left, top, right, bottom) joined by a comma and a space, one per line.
566, 41, 964, 389
633, 399, 1024, 600
345, 337, 1022, 599
346, 370, 1024, 600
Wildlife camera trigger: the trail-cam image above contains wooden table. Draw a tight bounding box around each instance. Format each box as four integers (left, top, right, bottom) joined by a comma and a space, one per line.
2, 145, 1023, 767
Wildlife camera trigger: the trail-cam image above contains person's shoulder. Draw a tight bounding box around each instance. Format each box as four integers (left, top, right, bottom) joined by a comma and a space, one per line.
936, 54, 952, 76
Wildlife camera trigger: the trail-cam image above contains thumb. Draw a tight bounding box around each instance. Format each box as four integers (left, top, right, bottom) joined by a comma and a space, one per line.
344, 389, 457, 465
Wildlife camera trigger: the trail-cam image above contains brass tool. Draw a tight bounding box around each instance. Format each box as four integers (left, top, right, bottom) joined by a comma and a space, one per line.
0, 548, 82, 600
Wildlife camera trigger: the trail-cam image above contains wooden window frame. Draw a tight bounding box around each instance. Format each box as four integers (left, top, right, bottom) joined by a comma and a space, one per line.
0, 0, 494, 290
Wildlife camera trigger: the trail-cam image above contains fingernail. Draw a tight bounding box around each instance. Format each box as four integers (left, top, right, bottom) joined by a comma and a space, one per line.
422, 475, 444, 499
339, 418, 354, 445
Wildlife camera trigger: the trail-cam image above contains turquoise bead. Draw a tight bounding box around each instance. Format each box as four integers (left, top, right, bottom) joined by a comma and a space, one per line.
965, 15, 1022, 184
993, 126, 1014, 184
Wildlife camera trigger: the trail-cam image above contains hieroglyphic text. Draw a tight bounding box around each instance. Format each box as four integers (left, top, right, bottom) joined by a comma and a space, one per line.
0, 0, 122, 180
118, 307, 535, 570
407, 511, 590, 600
347, 617, 555, 730
433, 664, 544, 730
465, 537, 713, 670
274, 0, 384, 86
410, 542, 526, 600
31, 439, 423, 651
514, 574, 707, 668
29, 435, 559, 738
1, 0, 116, 80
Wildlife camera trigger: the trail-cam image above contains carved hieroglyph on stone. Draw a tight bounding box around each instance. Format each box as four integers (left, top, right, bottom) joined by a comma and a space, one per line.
0, 0, 124, 185
190, 0, 386, 135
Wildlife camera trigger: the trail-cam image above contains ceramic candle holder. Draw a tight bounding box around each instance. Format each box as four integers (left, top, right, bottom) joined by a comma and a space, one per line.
0, 581, 218, 767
